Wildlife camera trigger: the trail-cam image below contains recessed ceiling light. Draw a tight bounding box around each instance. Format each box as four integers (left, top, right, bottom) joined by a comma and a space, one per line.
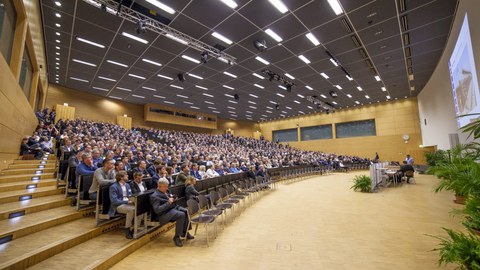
142, 58, 162, 67
55, 57, 60, 61
386, 95, 391, 99
357, 86, 363, 91
374, 75, 381, 81
128, 73, 145, 80
294, 100, 300, 104
223, 71, 237, 78
55, 1, 61, 7
329, 58, 338, 67
106, 60, 128, 67
249, 106, 257, 109
225, 94, 234, 98
69, 77, 88, 83
122, 32, 148, 44
157, 74, 173, 80
277, 93, 285, 97
55, 46, 60, 50
252, 73, 265, 79
55, 39, 60, 43
55, 67, 59, 69
284, 73, 295, 80
332, 101, 338, 105
305, 32, 320, 46
228, 100, 238, 104
253, 84, 264, 89
305, 85, 313, 90
335, 85, 342, 90
55, 52, 60, 55
307, 106, 313, 109
266, 110, 272, 113
181, 55, 201, 64
203, 93, 214, 98
268, 0, 288, 13
255, 56, 270, 65
346, 94, 352, 98
184, 101, 193, 105
265, 28, 283, 42
227, 106, 235, 110
165, 34, 188, 45
142, 86, 156, 91
320, 94, 327, 98
285, 106, 292, 110
248, 101, 256, 104
297, 94, 304, 98
249, 94, 258, 98
176, 94, 188, 99
72, 59, 96, 67
76, 37, 105, 48
116, 87, 132, 92
153, 95, 165, 99
164, 101, 175, 104
109, 96, 123, 100
212, 110, 220, 113
278, 85, 286, 90
381, 87, 386, 91
298, 55, 311, 64
355, 101, 360, 104
92, 86, 108, 91
145, 0, 175, 14
98, 76, 116, 82
195, 85, 208, 90
222, 85, 234, 90
365, 95, 370, 99
208, 106, 217, 109
327, 0, 343, 15
55, 13, 61, 18
220, 0, 238, 9
269, 101, 277, 104
212, 32, 233, 45
170, 85, 184, 90
55, 23, 61, 27
188, 73, 204, 80
205, 101, 215, 105
132, 94, 145, 99
346, 75, 353, 81
320, 73, 329, 79
55, 32, 60, 36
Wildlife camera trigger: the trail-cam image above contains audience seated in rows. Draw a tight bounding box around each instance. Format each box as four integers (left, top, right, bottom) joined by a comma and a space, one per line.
109, 171, 135, 239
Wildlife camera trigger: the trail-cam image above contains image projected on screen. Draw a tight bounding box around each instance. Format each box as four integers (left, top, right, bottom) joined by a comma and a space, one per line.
449, 13, 480, 128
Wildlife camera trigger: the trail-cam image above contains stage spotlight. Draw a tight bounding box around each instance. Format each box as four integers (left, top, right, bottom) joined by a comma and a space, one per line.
329, 90, 338, 98
177, 73, 185, 82
275, 104, 280, 110
136, 19, 146, 34
286, 83, 292, 92
200, 52, 208, 64
253, 40, 267, 52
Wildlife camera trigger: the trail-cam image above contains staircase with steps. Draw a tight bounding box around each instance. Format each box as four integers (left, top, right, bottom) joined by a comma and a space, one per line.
0, 153, 174, 270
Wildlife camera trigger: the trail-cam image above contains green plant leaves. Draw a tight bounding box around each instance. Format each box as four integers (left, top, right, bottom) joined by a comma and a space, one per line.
350, 175, 371, 193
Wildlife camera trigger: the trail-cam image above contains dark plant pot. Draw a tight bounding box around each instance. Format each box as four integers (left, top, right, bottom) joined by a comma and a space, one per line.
454, 194, 466, 204
471, 228, 480, 236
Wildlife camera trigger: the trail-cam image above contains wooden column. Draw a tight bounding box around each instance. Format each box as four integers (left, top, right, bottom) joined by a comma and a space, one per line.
9, 1, 27, 80
116, 115, 132, 130
55, 104, 75, 123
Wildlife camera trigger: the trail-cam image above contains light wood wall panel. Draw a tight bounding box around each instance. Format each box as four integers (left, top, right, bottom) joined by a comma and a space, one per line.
116, 116, 132, 130
144, 103, 217, 130
260, 99, 424, 163
54, 104, 76, 122
45, 84, 257, 137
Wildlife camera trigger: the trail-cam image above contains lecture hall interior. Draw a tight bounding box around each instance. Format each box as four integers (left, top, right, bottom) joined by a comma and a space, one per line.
0, 0, 479, 269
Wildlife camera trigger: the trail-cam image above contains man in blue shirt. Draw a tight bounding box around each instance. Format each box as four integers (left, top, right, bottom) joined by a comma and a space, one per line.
405, 154, 414, 165
75, 153, 97, 186
190, 163, 201, 180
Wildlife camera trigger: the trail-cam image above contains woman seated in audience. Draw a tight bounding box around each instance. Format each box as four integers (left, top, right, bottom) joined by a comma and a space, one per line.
247, 165, 256, 180
198, 165, 207, 179
185, 176, 200, 202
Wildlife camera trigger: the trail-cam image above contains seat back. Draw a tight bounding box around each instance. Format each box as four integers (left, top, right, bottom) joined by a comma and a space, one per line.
99, 183, 113, 214
209, 190, 220, 206
405, 170, 414, 177
187, 199, 200, 216
198, 194, 209, 210
78, 174, 94, 200
58, 160, 69, 180
218, 187, 228, 199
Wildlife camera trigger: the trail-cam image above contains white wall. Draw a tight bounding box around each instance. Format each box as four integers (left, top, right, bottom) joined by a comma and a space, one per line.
418, 0, 480, 149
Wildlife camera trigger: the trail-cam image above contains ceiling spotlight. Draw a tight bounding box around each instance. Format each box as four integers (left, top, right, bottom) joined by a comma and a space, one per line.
275, 104, 280, 110
200, 52, 208, 64
329, 91, 338, 98
286, 83, 292, 93
135, 19, 147, 34
177, 73, 185, 82
269, 74, 275, 81
253, 40, 268, 52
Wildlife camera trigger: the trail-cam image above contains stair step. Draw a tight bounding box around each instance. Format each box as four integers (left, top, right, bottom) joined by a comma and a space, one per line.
13, 160, 54, 165
0, 206, 94, 241
0, 179, 57, 192
0, 173, 56, 184
0, 217, 123, 270
0, 195, 70, 220
8, 163, 55, 169
1, 167, 56, 176
0, 186, 64, 204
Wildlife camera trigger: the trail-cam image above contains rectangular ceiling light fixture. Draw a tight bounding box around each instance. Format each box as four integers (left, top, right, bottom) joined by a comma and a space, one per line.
320, 73, 329, 79
346, 94, 352, 98
165, 34, 188, 45
252, 73, 265, 79
170, 84, 184, 90
69, 77, 89, 83
107, 60, 128, 67
132, 94, 145, 99
285, 73, 295, 79
203, 93, 214, 97
330, 58, 338, 67
254, 84, 264, 89
157, 74, 173, 80
381, 87, 386, 91
145, 0, 175, 14
305, 85, 313, 90
346, 75, 353, 81
142, 86, 156, 91
116, 87, 132, 91
220, 0, 238, 9
72, 59, 96, 67
76, 37, 105, 48
265, 28, 283, 42
222, 85, 234, 90
305, 32, 320, 46
298, 55, 311, 64
223, 71, 237, 78
176, 94, 188, 98
92, 86, 109, 91
335, 85, 342, 90
327, 0, 343, 15
98, 76, 116, 82
122, 32, 148, 44
357, 86, 363, 91
320, 94, 327, 98
181, 55, 201, 64
154, 95, 165, 99
188, 73, 204, 80
195, 85, 208, 90
365, 95, 370, 99
142, 58, 162, 66
277, 93, 285, 97
212, 32, 233, 45
128, 73, 146, 80
255, 56, 270, 65
374, 75, 381, 81
268, 0, 288, 13
249, 94, 259, 98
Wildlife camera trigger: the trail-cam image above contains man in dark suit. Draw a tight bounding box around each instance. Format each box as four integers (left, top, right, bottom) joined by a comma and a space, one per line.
20, 137, 42, 159
150, 178, 193, 247
398, 161, 415, 183
130, 172, 148, 194
109, 171, 135, 239
175, 164, 189, 185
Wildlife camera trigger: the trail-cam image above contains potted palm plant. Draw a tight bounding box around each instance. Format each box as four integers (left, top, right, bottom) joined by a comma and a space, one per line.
350, 175, 371, 193
460, 196, 480, 236
430, 228, 480, 270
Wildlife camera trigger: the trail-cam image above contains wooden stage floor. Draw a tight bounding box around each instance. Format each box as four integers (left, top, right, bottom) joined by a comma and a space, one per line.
111, 172, 463, 270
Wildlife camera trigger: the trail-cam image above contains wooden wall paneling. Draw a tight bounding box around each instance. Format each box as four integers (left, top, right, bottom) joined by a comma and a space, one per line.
116, 116, 132, 130
29, 71, 39, 106
144, 103, 217, 130
9, 0, 27, 80
54, 104, 75, 122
